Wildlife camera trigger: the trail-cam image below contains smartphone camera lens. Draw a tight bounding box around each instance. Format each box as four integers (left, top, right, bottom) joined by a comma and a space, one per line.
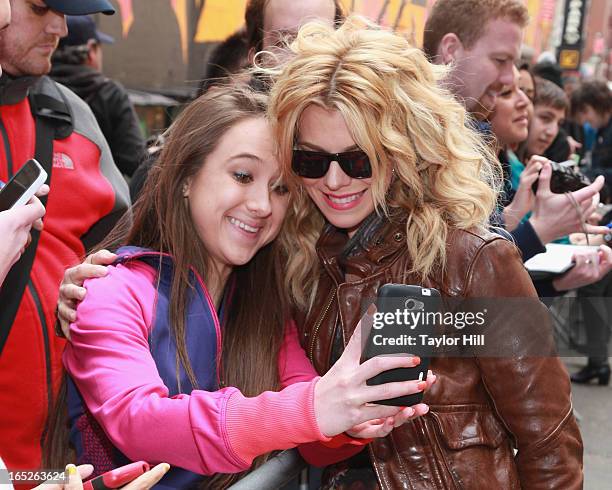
404, 298, 425, 311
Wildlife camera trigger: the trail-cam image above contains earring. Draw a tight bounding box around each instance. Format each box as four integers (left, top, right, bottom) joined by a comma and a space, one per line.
182, 183, 189, 198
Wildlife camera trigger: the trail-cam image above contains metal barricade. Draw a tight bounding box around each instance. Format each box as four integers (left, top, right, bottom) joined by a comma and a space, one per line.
227, 449, 308, 490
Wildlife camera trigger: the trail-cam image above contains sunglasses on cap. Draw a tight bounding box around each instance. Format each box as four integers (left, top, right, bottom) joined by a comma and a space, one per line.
292, 149, 372, 179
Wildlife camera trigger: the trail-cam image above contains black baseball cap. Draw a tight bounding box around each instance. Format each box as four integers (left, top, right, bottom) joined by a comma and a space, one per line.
43, 0, 115, 15
60, 16, 114, 47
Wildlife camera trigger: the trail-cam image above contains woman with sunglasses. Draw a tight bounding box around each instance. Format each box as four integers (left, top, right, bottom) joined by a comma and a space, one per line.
46, 85, 435, 489
267, 17, 582, 489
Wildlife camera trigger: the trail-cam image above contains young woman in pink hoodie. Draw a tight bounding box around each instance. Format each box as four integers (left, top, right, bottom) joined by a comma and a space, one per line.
49, 85, 434, 489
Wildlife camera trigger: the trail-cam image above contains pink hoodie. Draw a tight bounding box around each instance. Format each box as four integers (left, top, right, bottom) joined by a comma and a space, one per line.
63, 260, 365, 475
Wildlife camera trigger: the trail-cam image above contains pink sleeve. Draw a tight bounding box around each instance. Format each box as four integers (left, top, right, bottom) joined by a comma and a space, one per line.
278, 320, 319, 388
270, 321, 368, 466
63, 262, 330, 476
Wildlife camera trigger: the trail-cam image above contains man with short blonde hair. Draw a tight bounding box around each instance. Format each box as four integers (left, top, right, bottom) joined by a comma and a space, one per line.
424, 0, 529, 115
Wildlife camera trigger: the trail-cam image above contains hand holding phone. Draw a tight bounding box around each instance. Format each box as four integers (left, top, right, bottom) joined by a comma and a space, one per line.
0, 159, 47, 211
30, 462, 169, 490
0, 181, 48, 285
83, 461, 151, 490
314, 318, 431, 438
362, 284, 441, 407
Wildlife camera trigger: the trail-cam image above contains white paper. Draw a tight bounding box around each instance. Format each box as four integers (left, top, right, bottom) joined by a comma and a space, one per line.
524, 243, 600, 274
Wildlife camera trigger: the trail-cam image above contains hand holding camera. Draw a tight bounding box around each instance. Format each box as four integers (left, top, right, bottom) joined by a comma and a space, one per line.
531, 159, 591, 195
529, 161, 609, 244
503, 156, 545, 231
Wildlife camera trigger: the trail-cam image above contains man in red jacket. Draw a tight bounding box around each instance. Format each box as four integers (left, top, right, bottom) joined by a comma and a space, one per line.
0, 0, 129, 472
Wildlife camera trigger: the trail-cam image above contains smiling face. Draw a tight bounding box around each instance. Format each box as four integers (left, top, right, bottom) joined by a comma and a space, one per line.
526, 104, 566, 157
296, 105, 378, 236
450, 18, 522, 114
490, 67, 530, 146
0, 0, 67, 77
185, 117, 289, 278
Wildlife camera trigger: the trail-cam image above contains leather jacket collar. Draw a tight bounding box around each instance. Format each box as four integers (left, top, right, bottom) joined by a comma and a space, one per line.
316, 208, 408, 281
0, 73, 41, 106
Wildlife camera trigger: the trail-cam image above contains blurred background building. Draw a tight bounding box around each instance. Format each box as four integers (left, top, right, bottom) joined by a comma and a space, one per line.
93, 0, 611, 136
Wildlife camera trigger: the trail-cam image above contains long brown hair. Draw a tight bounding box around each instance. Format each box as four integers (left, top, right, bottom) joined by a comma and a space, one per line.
44, 85, 289, 488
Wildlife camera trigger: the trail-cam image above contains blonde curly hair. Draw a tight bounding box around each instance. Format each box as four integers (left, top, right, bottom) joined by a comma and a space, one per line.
268, 16, 502, 310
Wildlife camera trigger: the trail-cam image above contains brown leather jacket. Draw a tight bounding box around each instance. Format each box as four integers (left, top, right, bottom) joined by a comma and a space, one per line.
297, 217, 583, 489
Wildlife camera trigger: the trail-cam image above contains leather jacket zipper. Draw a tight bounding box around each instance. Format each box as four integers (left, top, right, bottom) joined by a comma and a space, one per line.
428, 417, 462, 489
368, 443, 390, 490
308, 289, 336, 363
28, 280, 53, 443
0, 117, 13, 176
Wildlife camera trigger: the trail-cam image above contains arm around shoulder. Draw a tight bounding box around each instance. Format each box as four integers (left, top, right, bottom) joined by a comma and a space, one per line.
64, 263, 331, 475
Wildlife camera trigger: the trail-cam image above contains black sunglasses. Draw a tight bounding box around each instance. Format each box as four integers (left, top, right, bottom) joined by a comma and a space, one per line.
292, 149, 372, 179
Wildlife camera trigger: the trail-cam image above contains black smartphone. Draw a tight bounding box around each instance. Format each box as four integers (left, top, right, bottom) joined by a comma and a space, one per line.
0, 159, 47, 211
363, 283, 441, 407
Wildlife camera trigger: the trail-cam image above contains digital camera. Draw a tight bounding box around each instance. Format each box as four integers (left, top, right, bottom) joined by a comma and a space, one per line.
532, 160, 590, 194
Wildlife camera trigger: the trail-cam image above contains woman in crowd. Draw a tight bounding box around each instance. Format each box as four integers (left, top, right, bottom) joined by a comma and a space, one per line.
266, 17, 582, 489
489, 65, 542, 231
491, 71, 612, 373
49, 84, 434, 489
489, 69, 612, 295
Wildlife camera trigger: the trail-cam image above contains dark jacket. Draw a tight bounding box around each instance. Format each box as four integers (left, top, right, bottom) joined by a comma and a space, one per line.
50, 63, 145, 176
544, 127, 571, 163
298, 215, 583, 489
592, 116, 612, 169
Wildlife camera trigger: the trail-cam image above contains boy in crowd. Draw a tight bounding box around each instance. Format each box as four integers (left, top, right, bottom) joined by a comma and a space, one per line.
526, 78, 569, 160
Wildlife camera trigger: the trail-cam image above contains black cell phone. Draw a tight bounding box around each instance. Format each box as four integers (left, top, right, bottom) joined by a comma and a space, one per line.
0, 159, 47, 211
363, 284, 441, 407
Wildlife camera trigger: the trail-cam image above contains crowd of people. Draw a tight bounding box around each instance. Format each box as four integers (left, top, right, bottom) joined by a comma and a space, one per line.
0, 0, 611, 489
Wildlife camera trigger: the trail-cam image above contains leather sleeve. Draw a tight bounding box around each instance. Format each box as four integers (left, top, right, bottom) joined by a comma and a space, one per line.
465, 237, 583, 489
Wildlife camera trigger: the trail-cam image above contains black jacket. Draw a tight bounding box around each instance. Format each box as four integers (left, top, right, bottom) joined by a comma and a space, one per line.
50, 63, 145, 176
